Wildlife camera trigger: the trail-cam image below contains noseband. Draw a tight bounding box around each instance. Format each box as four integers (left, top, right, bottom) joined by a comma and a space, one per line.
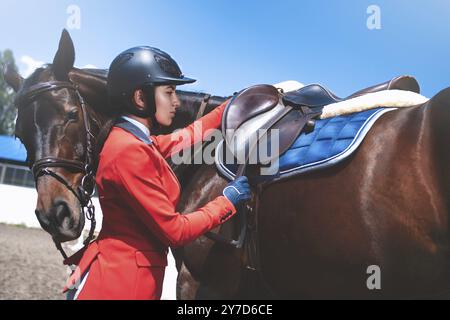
16, 80, 97, 260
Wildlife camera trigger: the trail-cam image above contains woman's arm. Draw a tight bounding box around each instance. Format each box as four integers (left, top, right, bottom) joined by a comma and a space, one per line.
152, 99, 229, 159
112, 143, 236, 248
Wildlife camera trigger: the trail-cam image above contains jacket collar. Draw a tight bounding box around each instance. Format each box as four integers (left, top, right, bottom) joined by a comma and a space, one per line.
114, 118, 153, 145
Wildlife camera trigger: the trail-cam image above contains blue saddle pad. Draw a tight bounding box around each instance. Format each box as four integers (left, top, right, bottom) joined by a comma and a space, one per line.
215, 107, 396, 181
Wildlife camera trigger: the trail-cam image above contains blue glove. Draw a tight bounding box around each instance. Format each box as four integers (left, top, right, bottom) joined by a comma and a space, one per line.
223, 176, 252, 207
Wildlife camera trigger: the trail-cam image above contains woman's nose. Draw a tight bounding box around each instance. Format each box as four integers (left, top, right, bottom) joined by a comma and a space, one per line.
173, 94, 181, 108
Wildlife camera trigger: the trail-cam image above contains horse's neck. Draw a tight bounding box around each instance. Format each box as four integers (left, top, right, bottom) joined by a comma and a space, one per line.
82, 98, 117, 173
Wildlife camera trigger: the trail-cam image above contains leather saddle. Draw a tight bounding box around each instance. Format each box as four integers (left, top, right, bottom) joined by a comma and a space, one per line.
220, 75, 420, 277
221, 76, 420, 174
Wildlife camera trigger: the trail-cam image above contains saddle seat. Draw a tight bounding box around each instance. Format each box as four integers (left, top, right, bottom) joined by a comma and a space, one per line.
282, 75, 420, 110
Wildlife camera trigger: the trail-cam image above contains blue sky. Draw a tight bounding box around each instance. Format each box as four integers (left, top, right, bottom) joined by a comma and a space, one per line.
1, 0, 449, 97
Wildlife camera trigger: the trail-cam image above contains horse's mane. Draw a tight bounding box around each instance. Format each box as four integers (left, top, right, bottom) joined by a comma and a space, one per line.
81, 68, 108, 81
70, 68, 115, 173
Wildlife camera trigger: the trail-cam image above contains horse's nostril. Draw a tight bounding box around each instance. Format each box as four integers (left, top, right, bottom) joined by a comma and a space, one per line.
54, 201, 73, 229
35, 209, 51, 229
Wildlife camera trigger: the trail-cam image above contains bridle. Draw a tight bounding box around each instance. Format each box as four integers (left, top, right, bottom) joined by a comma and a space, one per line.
16, 80, 97, 261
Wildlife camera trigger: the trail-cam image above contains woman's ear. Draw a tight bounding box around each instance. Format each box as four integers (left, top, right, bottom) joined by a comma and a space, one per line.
133, 89, 146, 109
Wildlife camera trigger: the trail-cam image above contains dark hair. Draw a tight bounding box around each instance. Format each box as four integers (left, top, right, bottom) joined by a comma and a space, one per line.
108, 92, 132, 116
108, 85, 159, 130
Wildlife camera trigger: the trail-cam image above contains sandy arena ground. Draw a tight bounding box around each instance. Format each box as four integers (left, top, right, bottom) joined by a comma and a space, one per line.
0, 223, 70, 300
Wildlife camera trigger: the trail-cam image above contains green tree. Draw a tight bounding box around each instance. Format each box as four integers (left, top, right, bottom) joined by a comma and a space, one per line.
0, 49, 19, 135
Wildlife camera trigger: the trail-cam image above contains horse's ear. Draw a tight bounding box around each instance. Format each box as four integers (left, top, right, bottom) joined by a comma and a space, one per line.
3, 63, 23, 92
52, 29, 75, 80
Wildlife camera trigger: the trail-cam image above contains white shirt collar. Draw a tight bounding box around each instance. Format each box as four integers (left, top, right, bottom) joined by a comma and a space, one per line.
121, 115, 150, 138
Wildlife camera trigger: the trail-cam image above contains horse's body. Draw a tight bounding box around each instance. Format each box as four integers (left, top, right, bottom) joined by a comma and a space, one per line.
175, 90, 450, 299
5, 30, 450, 299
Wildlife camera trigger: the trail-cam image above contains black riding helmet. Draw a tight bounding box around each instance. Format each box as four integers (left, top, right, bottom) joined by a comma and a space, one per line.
107, 46, 196, 118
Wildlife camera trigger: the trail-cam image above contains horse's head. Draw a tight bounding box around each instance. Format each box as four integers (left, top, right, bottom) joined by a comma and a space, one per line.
3, 30, 107, 243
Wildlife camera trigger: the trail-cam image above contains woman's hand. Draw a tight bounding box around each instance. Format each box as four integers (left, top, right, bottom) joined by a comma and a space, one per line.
222, 176, 252, 208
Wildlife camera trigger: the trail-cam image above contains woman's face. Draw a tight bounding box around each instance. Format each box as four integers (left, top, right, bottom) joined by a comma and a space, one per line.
154, 85, 180, 126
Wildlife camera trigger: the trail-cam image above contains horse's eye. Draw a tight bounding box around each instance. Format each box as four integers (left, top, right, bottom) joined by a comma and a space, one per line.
67, 110, 79, 121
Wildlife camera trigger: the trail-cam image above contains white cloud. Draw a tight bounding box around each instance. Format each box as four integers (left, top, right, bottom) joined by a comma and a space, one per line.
82, 64, 98, 69
18, 56, 99, 78
19, 55, 45, 78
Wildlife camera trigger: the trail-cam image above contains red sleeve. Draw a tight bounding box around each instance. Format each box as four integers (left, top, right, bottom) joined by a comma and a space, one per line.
152, 99, 229, 159
112, 143, 236, 248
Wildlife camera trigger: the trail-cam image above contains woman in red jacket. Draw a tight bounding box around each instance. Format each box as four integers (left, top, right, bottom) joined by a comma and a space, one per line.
64, 47, 251, 300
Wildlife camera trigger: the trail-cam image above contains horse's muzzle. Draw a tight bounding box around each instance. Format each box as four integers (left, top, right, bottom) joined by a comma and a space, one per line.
35, 200, 82, 241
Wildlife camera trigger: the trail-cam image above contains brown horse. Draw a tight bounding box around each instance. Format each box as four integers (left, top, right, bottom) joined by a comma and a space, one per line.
175, 88, 450, 299
155, 85, 450, 299
5, 30, 450, 299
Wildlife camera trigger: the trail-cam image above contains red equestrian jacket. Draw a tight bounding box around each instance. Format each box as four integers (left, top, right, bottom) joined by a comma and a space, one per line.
63, 101, 236, 299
